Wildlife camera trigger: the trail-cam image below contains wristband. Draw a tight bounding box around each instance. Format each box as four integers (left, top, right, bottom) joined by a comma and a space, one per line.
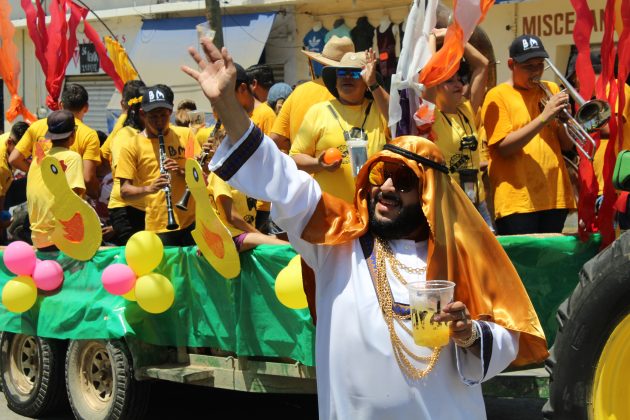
539, 115, 548, 125
368, 82, 380, 92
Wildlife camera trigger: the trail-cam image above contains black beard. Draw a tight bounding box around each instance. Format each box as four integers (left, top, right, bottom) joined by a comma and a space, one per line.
368, 192, 425, 240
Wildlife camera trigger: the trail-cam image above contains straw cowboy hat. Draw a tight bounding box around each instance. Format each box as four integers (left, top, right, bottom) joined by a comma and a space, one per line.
322, 51, 384, 99
301, 35, 355, 67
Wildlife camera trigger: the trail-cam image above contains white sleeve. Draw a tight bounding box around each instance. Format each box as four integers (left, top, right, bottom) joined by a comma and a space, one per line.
208, 123, 331, 269
454, 320, 520, 385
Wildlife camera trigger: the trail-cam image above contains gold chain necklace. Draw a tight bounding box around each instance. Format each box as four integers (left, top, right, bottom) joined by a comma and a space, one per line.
377, 238, 427, 287
374, 238, 441, 380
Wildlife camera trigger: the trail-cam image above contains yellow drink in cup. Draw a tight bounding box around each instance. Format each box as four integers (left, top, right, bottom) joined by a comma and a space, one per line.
407, 280, 455, 347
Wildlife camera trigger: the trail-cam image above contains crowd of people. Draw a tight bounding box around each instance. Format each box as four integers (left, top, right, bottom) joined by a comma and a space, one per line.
0, 23, 627, 419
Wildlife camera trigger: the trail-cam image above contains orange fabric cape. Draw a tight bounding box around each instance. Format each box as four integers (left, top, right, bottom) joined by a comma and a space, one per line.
301, 136, 548, 367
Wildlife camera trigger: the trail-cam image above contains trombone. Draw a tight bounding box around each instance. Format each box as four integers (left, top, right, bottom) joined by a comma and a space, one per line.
535, 58, 611, 162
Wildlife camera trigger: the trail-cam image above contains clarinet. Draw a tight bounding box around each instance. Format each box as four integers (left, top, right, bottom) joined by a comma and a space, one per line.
158, 130, 179, 230
176, 120, 222, 211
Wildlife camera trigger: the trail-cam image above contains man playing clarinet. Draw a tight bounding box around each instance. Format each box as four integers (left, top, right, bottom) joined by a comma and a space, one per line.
116, 84, 201, 246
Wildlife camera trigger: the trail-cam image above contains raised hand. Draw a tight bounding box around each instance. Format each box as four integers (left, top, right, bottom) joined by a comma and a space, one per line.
181, 37, 252, 145
362, 48, 378, 88
181, 37, 236, 104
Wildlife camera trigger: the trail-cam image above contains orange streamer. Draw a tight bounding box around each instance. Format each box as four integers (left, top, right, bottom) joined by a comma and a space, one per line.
0, 0, 36, 123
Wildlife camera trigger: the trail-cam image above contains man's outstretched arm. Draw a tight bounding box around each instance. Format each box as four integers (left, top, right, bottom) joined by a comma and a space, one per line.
181, 39, 251, 146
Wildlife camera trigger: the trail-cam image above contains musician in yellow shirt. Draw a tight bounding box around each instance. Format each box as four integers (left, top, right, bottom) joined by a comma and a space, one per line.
481, 35, 576, 235
9, 84, 101, 199
116, 84, 200, 246
102, 80, 147, 245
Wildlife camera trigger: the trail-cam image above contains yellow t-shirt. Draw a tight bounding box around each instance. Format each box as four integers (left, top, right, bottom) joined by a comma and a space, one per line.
290, 99, 389, 204
207, 173, 257, 237
27, 147, 85, 248
481, 82, 576, 219
593, 83, 630, 195
0, 133, 14, 196
251, 102, 276, 136
100, 113, 127, 165
16, 117, 101, 165
271, 79, 334, 142
433, 101, 486, 202
195, 126, 213, 148
107, 126, 145, 210
115, 127, 200, 233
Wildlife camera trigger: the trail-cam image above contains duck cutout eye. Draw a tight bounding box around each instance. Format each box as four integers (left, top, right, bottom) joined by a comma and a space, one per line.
193, 167, 199, 183
50, 163, 58, 175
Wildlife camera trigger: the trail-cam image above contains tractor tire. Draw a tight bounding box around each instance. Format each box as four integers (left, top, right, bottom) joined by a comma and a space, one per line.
543, 231, 630, 419
0, 333, 68, 417
65, 339, 151, 420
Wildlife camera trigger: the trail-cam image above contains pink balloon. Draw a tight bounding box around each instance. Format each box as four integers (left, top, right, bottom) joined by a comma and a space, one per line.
32, 260, 64, 291
101, 264, 136, 296
3, 241, 37, 276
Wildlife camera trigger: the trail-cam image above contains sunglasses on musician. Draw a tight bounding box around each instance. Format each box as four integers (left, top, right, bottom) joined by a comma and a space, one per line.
368, 162, 418, 192
337, 69, 363, 79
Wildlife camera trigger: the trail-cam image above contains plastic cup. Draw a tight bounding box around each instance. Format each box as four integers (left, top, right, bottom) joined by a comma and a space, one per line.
196, 22, 216, 43
346, 139, 368, 177
407, 280, 455, 347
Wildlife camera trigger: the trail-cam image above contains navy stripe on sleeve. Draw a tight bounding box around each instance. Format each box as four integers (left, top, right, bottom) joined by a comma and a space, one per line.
477, 320, 493, 379
214, 125, 264, 181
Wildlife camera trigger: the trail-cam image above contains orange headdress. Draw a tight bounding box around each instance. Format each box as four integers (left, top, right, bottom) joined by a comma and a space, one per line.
302, 136, 548, 366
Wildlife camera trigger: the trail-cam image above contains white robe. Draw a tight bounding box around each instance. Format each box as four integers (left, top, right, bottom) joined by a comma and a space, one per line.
210, 123, 520, 420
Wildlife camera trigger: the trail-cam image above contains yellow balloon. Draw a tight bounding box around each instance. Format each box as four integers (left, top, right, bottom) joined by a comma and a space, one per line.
274, 255, 307, 309
2, 276, 37, 313
125, 231, 164, 276
135, 273, 175, 314
123, 287, 136, 301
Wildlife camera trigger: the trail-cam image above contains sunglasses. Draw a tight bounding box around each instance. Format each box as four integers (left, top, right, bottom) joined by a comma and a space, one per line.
337, 69, 362, 79
368, 161, 418, 192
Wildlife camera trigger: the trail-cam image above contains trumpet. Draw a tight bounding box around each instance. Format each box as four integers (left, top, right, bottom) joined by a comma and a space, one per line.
535, 58, 611, 161
176, 120, 222, 211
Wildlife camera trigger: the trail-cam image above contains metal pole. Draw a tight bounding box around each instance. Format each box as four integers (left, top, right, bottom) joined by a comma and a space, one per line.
205, 0, 224, 49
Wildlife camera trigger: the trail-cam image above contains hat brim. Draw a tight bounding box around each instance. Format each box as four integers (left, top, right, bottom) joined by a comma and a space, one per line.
142, 102, 174, 112
45, 130, 74, 140
512, 50, 549, 63
322, 66, 384, 100
301, 49, 343, 67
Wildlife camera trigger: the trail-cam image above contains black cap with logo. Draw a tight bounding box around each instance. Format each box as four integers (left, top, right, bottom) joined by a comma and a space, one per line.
46, 110, 76, 140
141, 85, 174, 112
509, 35, 549, 63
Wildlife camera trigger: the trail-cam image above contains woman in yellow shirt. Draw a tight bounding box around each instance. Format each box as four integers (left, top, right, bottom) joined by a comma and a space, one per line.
290, 50, 390, 204
423, 28, 493, 229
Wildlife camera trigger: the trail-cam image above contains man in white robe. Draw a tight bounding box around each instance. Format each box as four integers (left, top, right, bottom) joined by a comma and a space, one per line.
183, 39, 548, 420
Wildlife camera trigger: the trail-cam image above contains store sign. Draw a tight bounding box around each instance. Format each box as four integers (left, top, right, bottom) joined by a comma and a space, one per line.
522, 9, 605, 36
79, 44, 99, 73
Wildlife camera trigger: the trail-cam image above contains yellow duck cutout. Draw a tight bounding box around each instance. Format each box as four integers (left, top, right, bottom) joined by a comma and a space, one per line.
185, 158, 241, 279
40, 156, 102, 261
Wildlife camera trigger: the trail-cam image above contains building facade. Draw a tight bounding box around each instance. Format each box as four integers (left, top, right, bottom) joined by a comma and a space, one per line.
2, 0, 611, 133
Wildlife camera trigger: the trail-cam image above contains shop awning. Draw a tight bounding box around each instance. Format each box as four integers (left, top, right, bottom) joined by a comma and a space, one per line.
108, 13, 276, 112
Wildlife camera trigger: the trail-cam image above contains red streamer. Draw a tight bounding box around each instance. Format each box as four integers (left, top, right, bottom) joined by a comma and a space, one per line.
570, 0, 598, 241
596, 0, 619, 248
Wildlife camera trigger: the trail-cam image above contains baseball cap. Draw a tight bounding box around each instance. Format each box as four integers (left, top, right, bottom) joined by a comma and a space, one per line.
509, 35, 549, 63
45, 110, 76, 140
141, 85, 174, 112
